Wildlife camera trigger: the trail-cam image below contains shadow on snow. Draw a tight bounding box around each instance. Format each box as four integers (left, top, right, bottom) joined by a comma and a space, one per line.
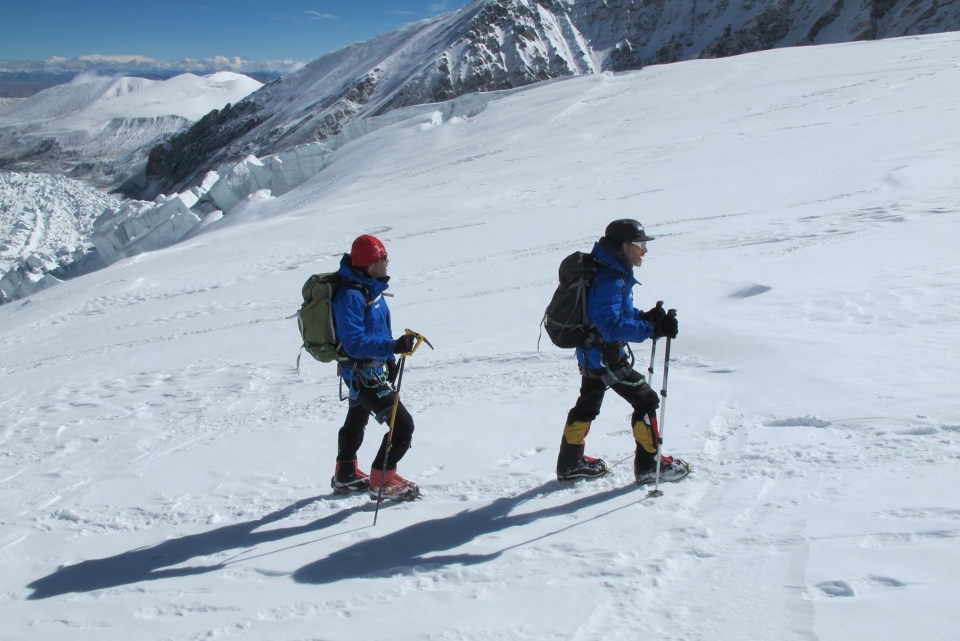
27, 481, 649, 597
26, 495, 368, 600
294, 481, 648, 585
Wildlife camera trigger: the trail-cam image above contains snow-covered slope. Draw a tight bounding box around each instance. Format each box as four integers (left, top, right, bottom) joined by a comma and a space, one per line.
142, 0, 960, 198
2, 32, 959, 641
0, 97, 23, 112
0, 72, 262, 189
0, 172, 119, 303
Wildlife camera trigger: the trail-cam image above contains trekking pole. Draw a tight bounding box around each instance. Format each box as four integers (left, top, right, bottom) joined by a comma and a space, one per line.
373, 329, 433, 525
648, 309, 676, 498
647, 302, 663, 384
648, 339, 657, 384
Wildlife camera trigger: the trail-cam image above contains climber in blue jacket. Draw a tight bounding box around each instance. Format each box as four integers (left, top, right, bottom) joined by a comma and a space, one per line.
558, 219, 689, 485
330, 234, 419, 501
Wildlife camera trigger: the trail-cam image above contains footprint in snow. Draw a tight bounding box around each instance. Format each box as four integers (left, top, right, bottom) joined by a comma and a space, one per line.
816, 580, 855, 597
895, 426, 940, 436
730, 284, 772, 299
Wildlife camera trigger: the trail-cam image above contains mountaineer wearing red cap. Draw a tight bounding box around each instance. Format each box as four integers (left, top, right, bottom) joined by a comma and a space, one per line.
329, 234, 419, 501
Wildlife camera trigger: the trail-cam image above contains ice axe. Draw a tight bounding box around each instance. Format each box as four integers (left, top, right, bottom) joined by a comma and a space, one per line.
373, 329, 433, 525
397, 328, 433, 356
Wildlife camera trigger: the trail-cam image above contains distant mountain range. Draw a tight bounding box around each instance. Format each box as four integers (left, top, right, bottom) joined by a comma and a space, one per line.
0, 73, 262, 190
138, 0, 960, 200
0, 55, 300, 98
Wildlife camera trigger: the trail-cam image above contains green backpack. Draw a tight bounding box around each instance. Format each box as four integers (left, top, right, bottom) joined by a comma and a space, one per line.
295, 273, 368, 371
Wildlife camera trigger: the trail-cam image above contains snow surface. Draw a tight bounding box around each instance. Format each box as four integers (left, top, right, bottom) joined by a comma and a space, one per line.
1, 33, 959, 640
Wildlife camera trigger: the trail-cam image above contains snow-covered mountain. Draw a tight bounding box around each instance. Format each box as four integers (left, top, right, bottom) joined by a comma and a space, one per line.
2, 32, 958, 640
0, 97, 23, 112
0, 72, 262, 189
141, 0, 960, 198
5, 0, 958, 303
0, 172, 119, 303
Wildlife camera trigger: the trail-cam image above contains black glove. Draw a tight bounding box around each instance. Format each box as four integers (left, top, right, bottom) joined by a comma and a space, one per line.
393, 334, 416, 354
653, 313, 679, 340
642, 301, 666, 324
386, 358, 399, 385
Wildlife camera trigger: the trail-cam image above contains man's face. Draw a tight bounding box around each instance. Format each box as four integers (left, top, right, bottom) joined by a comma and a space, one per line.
622, 240, 647, 267
366, 255, 389, 279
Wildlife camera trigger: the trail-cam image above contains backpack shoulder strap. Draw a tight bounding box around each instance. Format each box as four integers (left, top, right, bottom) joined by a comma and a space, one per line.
336, 281, 374, 307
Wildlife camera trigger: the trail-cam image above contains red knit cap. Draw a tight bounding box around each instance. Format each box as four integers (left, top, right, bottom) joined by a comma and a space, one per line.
350, 234, 387, 268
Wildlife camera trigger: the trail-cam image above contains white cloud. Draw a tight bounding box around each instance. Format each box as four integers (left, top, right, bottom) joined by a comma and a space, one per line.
305, 10, 337, 19
429, 1, 449, 11
77, 54, 156, 64
69, 71, 115, 84
0, 56, 307, 75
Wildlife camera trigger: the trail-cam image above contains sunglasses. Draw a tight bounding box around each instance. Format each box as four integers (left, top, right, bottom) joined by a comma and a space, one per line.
629, 241, 647, 250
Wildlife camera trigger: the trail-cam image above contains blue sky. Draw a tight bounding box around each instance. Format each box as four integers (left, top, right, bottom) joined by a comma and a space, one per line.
0, 0, 472, 62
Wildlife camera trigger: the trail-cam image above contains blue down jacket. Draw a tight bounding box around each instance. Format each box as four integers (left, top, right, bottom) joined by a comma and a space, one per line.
576, 241, 655, 371
332, 254, 394, 384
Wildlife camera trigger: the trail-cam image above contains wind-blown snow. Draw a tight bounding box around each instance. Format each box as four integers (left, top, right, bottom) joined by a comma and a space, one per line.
1, 33, 958, 640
